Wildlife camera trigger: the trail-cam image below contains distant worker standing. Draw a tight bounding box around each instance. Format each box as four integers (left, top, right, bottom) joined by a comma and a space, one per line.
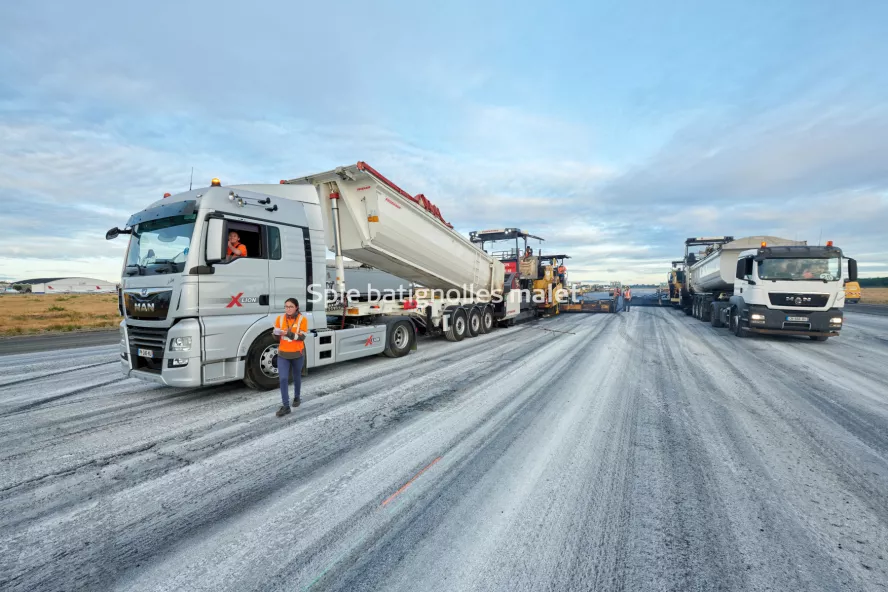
623, 286, 632, 311
274, 298, 308, 417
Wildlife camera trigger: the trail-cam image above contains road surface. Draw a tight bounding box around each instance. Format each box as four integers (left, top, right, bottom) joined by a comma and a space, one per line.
0, 330, 118, 356
1, 310, 886, 591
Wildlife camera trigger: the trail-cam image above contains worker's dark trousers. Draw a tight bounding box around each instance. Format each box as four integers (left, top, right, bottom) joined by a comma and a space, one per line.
278, 355, 304, 407
625, 299, 631, 311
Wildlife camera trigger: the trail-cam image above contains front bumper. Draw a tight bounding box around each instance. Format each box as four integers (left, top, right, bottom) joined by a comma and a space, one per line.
120, 319, 203, 387
746, 306, 843, 336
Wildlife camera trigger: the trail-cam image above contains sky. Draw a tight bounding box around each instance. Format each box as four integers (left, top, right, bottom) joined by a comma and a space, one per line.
1, 0, 887, 284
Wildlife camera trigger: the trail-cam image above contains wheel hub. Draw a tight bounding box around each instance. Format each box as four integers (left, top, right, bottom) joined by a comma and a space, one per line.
259, 344, 279, 379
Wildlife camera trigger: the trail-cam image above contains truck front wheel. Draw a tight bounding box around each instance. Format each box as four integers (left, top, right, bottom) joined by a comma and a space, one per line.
810, 335, 829, 342
732, 308, 748, 338
244, 332, 281, 390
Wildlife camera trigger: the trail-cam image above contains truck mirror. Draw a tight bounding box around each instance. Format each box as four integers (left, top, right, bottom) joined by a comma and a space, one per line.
848, 258, 858, 282
106, 227, 119, 240
206, 218, 226, 263
735, 259, 746, 280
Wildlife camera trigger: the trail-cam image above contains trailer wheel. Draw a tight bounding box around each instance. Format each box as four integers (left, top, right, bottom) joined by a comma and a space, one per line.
383, 321, 415, 357
467, 307, 482, 338
809, 335, 829, 342
710, 304, 723, 328
701, 301, 711, 322
243, 332, 281, 390
445, 307, 468, 342
479, 305, 494, 334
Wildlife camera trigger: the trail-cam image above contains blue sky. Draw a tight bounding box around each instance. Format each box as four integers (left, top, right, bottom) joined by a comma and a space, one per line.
1, 0, 887, 282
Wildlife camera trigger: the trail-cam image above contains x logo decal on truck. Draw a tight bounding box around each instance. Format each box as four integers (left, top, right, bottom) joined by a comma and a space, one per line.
226, 293, 244, 308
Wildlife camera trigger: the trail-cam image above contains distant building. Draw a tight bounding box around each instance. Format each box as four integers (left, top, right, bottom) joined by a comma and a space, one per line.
13, 277, 117, 295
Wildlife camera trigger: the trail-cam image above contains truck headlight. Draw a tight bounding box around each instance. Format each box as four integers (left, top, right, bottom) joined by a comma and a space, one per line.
170, 336, 192, 351
750, 313, 765, 321
168, 358, 189, 368
830, 317, 842, 324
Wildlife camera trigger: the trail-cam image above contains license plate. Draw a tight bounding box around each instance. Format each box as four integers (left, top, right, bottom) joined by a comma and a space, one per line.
786, 316, 808, 322
137, 348, 154, 358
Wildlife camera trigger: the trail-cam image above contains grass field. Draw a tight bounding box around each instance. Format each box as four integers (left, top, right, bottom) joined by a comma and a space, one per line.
860, 287, 888, 304
0, 294, 120, 336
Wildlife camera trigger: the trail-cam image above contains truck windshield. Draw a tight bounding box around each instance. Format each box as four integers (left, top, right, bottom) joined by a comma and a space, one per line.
125, 215, 197, 276
758, 257, 840, 281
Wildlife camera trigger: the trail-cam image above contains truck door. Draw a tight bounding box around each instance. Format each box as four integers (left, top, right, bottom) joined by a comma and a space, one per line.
267, 224, 310, 316
199, 219, 271, 363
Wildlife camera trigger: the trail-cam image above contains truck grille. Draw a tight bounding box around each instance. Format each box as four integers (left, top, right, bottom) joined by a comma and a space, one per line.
127, 326, 167, 374
768, 293, 829, 308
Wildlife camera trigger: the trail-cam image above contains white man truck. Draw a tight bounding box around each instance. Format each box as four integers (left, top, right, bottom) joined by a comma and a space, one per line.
682, 235, 858, 341
108, 162, 525, 389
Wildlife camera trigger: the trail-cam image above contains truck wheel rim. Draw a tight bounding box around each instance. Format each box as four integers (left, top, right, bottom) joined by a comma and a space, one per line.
260, 345, 279, 378
483, 312, 492, 329
456, 317, 465, 334
392, 325, 409, 349
471, 315, 480, 332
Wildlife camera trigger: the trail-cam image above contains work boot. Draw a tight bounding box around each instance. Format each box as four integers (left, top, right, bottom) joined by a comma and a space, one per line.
276, 406, 291, 417
292, 398, 301, 408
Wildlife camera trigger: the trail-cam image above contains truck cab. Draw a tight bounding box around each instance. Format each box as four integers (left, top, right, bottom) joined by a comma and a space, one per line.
728, 243, 857, 340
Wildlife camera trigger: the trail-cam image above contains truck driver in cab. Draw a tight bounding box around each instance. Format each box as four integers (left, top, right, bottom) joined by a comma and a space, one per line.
227, 230, 247, 261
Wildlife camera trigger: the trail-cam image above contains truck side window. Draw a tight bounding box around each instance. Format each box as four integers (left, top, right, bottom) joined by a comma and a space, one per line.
226, 222, 263, 261
267, 226, 282, 260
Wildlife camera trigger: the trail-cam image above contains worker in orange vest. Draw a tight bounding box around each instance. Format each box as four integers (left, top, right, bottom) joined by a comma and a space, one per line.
623, 286, 632, 311
226, 230, 247, 261
273, 298, 308, 416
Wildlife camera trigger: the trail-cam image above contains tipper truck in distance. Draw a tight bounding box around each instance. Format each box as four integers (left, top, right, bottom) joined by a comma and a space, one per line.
681, 236, 858, 341
107, 162, 527, 389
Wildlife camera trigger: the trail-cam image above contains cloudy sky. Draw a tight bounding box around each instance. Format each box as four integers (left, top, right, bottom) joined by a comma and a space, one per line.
2, 0, 887, 283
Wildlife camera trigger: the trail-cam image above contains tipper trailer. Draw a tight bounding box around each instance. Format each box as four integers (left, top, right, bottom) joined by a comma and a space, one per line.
107, 162, 526, 389
681, 235, 858, 340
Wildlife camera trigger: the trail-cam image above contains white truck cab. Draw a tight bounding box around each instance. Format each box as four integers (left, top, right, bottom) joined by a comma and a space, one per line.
727, 242, 857, 340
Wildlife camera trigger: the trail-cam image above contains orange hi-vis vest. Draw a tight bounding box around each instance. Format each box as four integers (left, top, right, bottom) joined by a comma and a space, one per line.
624, 288, 632, 299
227, 243, 247, 257
275, 313, 308, 354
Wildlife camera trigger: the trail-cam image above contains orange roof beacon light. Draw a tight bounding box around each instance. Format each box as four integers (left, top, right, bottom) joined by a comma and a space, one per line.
826, 240, 834, 247
761, 241, 767, 248
211, 178, 222, 187
163, 192, 171, 198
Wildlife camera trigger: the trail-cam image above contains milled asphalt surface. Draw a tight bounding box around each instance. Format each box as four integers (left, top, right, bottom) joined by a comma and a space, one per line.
0, 309, 886, 591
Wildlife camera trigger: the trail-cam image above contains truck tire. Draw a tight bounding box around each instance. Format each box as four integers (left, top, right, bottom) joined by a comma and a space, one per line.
445, 307, 468, 342
810, 335, 829, 342
701, 301, 711, 322
732, 308, 748, 338
383, 321, 415, 357
467, 307, 482, 338
710, 304, 723, 328
243, 332, 281, 390
479, 305, 494, 334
